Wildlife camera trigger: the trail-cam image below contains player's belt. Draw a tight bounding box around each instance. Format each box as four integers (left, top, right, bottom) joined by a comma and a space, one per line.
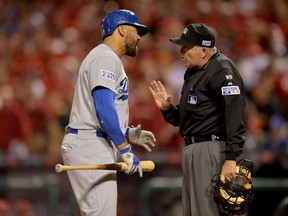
66, 127, 108, 139
184, 133, 226, 145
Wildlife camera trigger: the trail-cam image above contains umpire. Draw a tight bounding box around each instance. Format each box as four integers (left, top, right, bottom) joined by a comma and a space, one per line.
149, 23, 246, 216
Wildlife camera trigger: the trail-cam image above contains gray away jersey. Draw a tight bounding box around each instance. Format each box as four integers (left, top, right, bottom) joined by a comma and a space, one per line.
67, 44, 129, 133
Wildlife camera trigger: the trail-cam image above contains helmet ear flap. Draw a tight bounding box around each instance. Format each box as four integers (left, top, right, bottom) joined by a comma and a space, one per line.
211, 159, 254, 215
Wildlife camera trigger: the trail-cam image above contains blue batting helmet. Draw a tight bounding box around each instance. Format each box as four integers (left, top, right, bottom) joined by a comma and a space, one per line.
101, 9, 149, 39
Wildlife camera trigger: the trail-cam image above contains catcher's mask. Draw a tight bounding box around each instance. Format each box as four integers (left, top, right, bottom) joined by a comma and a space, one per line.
210, 159, 254, 216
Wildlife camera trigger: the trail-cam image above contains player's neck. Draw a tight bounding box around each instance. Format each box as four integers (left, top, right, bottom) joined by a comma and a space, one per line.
103, 37, 125, 58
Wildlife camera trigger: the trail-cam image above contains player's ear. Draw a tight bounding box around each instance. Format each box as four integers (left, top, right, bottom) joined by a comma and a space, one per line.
117, 25, 126, 37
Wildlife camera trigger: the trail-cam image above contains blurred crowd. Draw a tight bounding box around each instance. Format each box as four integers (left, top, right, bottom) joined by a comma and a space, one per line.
0, 0, 288, 178
0, 198, 39, 216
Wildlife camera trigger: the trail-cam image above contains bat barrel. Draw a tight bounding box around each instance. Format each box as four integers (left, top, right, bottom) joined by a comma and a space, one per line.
140, 160, 155, 172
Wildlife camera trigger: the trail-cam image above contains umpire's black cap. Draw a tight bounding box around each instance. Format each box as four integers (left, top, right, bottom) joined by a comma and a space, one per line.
170, 23, 216, 47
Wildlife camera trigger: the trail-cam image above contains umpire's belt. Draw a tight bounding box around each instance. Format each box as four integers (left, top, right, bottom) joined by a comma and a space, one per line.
66, 127, 108, 139
184, 133, 226, 145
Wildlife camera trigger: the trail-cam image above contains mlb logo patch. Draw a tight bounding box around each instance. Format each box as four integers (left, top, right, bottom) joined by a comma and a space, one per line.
188, 95, 197, 104
221, 86, 240, 95
101, 70, 116, 82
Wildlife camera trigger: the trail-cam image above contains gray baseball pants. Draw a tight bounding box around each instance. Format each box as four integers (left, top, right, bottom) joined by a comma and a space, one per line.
61, 130, 118, 216
182, 141, 226, 216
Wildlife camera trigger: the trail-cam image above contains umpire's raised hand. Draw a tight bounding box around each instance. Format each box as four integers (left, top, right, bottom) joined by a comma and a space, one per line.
149, 80, 172, 110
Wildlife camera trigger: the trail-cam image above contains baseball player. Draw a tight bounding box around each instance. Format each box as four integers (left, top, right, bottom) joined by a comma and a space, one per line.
149, 23, 246, 216
60, 9, 156, 216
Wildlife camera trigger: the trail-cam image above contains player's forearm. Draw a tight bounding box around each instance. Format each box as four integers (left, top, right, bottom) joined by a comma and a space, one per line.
92, 87, 126, 146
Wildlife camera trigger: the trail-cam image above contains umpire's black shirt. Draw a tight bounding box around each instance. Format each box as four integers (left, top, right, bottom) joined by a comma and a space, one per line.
162, 51, 246, 160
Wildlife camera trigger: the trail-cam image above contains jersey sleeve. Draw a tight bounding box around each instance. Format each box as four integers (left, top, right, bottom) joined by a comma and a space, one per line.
161, 105, 181, 127
88, 56, 118, 94
210, 63, 246, 160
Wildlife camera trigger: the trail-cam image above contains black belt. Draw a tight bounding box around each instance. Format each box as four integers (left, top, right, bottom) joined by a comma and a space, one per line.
184, 134, 226, 145
66, 127, 108, 139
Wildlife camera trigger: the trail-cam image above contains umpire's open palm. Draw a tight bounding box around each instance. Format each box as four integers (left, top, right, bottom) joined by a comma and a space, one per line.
149, 81, 171, 110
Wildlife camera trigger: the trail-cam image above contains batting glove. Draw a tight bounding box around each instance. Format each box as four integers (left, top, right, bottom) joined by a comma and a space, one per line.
127, 124, 156, 152
119, 144, 143, 177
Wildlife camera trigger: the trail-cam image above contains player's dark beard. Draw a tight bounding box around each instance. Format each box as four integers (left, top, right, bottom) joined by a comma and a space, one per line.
125, 34, 138, 57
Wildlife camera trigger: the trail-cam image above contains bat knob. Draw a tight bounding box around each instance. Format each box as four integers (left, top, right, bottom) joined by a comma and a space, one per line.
55, 164, 62, 173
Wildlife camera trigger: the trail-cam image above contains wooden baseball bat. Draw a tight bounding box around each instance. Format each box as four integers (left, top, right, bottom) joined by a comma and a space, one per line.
55, 160, 155, 173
